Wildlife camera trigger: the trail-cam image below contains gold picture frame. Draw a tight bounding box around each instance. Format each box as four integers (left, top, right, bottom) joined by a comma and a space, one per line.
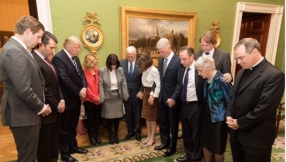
81, 12, 104, 54
120, 6, 197, 63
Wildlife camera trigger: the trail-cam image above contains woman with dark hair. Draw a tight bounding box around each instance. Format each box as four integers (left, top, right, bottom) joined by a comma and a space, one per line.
82, 54, 102, 146
137, 53, 160, 147
99, 54, 129, 144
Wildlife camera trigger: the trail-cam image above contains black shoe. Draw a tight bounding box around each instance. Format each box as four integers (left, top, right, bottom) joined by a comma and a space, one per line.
114, 134, 119, 144
109, 133, 115, 144
176, 155, 190, 162
89, 137, 97, 145
163, 148, 176, 157
61, 156, 78, 162
154, 144, 168, 150
123, 133, 135, 140
95, 134, 103, 145
71, 147, 88, 154
135, 133, 141, 141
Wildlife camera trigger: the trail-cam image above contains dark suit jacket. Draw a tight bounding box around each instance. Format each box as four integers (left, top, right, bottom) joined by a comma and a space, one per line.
32, 52, 64, 124
52, 49, 87, 110
120, 59, 143, 104
195, 49, 231, 74
0, 38, 45, 127
158, 54, 182, 104
226, 59, 285, 148
178, 67, 205, 106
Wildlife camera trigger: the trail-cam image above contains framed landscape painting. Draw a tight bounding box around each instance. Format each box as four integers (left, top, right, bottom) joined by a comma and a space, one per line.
120, 6, 197, 65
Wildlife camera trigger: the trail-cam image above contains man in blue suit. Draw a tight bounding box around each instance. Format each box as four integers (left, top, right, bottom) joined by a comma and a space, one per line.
154, 38, 181, 157
120, 46, 144, 141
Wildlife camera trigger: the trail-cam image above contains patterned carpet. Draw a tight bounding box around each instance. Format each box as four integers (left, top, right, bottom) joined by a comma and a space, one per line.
71, 132, 285, 162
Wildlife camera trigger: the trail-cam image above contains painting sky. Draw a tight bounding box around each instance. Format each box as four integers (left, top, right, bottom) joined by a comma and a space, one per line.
128, 17, 189, 40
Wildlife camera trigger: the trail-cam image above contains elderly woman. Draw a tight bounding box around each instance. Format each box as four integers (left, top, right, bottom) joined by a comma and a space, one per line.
195, 56, 233, 162
82, 54, 102, 146
137, 52, 160, 147
99, 54, 129, 144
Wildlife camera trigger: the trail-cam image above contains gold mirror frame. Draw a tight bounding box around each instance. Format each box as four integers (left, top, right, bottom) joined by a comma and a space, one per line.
81, 12, 104, 54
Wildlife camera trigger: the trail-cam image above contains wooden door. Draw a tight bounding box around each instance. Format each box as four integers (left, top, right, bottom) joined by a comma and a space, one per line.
235, 13, 271, 74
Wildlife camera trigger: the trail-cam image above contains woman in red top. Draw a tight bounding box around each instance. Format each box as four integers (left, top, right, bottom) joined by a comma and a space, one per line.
82, 54, 102, 145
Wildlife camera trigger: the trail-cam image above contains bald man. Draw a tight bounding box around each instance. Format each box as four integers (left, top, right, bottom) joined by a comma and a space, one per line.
52, 36, 88, 162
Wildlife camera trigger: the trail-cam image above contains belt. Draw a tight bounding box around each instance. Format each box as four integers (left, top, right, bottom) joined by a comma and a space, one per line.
111, 90, 118, 93
183, 101, 198, 104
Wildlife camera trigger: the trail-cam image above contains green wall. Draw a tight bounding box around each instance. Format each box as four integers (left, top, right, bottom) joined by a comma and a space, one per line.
50, 0, 284, 70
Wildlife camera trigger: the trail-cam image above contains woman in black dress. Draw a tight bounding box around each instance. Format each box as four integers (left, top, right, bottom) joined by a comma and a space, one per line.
195, 56, 233, 162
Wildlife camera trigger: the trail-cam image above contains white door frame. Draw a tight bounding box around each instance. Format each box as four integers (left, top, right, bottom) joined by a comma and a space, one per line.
231, 2, 284, 77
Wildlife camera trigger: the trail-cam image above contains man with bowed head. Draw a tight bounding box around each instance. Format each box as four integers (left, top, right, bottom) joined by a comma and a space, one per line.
226, 38, 284, 162
154, 38, 181, 157
120, 46, 144, 141
52, 36, 88, 162
0, 15, 52, 162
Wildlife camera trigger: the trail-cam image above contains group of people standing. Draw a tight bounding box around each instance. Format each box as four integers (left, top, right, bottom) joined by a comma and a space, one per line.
0, 15, 284, 162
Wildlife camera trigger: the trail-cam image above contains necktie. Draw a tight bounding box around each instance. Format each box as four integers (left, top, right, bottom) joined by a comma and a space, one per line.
44, 58, 56, 74
163, 58, 168, 77
72, 57, 80, 75
129, 62, 133, 78
181, 68, 190, 103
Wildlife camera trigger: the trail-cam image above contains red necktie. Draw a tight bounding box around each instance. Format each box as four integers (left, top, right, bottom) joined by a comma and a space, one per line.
44, 58, 56, 74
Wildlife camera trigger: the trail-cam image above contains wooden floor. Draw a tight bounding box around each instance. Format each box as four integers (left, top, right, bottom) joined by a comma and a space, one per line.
0, 114, 170, 161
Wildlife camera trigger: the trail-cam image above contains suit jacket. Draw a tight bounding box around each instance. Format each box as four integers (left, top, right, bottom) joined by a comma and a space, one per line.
0, 38, 45, 127
32, 52, 64, 124
158, 53, 182, 104
178, 66, 205, 105
195, 49, 231, 74
226, 59, 285, 148
52, 49, 87, 110
120, 59, 143, 104
98, 67, 129, 103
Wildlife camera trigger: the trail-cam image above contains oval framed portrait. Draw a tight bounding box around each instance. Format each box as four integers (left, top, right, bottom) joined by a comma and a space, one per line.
81, 24, 104, 48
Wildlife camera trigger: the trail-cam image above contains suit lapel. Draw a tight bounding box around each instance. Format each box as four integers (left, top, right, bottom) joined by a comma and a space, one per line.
32, 52, 58, 78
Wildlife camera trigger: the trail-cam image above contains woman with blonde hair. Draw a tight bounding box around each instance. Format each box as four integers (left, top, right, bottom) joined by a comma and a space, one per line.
82, 54, 102, 145
137, 52, 160, 147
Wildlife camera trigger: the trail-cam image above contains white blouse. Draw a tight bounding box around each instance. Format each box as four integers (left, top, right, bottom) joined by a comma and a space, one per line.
109, 69, 118, 90
142, 66, 161, 98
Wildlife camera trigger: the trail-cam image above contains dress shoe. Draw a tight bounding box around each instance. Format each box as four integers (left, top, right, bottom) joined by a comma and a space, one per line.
114, 134, 119, 144
145, 139, 155, 147
135, 133, 141, 141
123, 133, 134, 140
154, 144, 168, 150
89, 137, 97, 145
163, 148, 176, 157
176, 155, 190, 162
61, 156, 78, 162
71, 148, 88, 154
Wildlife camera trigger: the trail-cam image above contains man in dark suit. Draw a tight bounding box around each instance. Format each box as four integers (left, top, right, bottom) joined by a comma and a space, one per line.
226, 38, 285, 162
52, 36, 88, 162
120, 46, 144, 141
176, 46, 205, 162
154, 38, 181, 157
0, 16, 52, 162
195, 31, 232, 83
32, 31, 65, 162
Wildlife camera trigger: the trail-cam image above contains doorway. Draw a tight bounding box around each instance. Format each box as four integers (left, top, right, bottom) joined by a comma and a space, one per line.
235, 13, 271, 74
230, 2, 284, 78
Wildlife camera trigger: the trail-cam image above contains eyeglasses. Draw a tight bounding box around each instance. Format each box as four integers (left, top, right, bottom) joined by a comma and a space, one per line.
234, 55, 248, 61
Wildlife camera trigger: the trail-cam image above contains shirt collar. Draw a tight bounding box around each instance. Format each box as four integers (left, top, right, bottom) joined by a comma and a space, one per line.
34, 50, 45, 60
63, 48, 73, 60
12, 36, 28, 50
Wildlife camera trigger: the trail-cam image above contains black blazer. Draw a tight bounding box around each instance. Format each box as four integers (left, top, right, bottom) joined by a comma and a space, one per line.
178, 67, 205, 104
226, 59, 285, 148
195, 49, 231, 74
120, 59, 143, 102
158, 54, 182, 104
52, 50, 87, 110
32, 52, 64, 124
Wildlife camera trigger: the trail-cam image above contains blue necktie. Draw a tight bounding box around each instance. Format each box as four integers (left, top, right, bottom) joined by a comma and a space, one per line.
129, 62, 133, 78
72, 57, 80, 75
181, 68, 190, 103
